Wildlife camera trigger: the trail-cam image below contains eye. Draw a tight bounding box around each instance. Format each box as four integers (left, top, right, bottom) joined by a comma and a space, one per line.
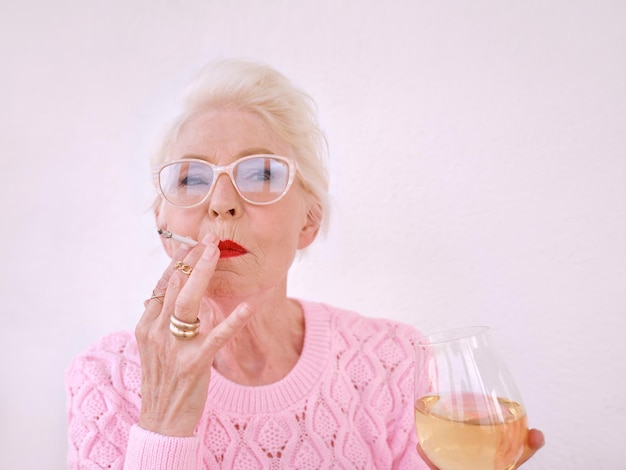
236, 158, 288, 181
239, 168, 272, 182
180, 172, 211, 187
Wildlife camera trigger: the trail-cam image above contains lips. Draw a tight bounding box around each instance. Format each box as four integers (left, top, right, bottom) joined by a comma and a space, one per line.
217, 240, 248, 258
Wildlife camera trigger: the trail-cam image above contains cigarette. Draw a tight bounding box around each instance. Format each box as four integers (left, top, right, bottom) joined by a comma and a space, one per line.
157, 229, 198, 247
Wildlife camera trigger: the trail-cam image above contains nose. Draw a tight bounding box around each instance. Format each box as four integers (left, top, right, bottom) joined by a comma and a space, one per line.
207, 173, 242, 218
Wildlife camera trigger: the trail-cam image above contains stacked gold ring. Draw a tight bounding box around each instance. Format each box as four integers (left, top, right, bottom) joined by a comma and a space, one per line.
169, 315, 201, 339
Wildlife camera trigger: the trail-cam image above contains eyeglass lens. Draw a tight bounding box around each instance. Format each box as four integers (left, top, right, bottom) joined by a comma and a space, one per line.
159, 156, 291, 206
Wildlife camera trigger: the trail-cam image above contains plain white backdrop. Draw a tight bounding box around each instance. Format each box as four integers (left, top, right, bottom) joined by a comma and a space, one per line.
1, 1, 625, 468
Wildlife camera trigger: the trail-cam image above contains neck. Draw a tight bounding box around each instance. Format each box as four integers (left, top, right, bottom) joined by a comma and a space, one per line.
201, 290, 305, 386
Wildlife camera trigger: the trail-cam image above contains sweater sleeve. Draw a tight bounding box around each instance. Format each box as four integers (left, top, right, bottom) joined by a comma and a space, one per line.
123, 425, 199, 469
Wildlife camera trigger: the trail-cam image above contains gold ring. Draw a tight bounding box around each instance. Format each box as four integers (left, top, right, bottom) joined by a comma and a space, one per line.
169, 322, 199, 339
170, 315, 200, 332
175, 261, 193, 276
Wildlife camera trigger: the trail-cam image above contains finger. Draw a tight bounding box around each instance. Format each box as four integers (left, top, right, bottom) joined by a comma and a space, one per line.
527, 428, 545, 450
202, 303, 253, 354
155, 242, 209, 329
515, 428, 545, 468
137, 243, 193, 335
172, 239, 220, 324
167, 242, 198, 285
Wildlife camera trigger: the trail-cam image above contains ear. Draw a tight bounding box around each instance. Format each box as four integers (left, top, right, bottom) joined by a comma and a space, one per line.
154, 200, 174, 258
297, 200, 322, 250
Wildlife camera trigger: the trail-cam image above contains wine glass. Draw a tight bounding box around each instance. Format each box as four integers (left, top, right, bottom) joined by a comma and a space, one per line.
414, 326, 528, 470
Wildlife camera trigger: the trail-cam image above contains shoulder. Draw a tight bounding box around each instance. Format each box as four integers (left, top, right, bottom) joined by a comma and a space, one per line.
68, 330, 138, 364
311, 300, 419, 342
301, 299, 419, 360
66, 330, 141, 397
66, 331, 141, 466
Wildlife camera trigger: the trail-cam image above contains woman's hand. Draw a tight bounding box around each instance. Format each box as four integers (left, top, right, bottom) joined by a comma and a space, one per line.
417, 428, 545, 469
135, 234, 252, 437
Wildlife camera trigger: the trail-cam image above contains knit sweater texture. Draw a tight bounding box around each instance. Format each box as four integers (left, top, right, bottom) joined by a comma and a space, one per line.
66, 300, 428, 469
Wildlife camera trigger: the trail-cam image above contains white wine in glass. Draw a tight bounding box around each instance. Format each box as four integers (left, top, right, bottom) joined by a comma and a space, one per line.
414, 326, 528, 470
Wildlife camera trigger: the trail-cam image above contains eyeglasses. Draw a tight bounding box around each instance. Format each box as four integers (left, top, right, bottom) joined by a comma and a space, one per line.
153, 155, 297, 208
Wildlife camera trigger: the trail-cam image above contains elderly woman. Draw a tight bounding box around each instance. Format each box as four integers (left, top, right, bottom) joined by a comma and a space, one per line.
66, 60, 543, 469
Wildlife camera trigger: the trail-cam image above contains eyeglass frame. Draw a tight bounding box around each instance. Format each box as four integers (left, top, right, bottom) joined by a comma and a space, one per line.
152, 154, 299, 208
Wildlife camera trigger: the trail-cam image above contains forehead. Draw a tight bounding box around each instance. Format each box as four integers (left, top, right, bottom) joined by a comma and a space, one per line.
171, 108, 291, 162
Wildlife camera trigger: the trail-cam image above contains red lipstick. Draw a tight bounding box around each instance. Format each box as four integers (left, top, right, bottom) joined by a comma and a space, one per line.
218, 240, 248, 258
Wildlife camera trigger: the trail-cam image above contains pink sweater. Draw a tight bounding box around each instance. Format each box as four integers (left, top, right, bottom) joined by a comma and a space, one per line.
66, 300, 428, 469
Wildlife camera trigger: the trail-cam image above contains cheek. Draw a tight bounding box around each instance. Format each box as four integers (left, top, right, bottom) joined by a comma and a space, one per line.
160, 205, 205, 233
263, 206, 307, 253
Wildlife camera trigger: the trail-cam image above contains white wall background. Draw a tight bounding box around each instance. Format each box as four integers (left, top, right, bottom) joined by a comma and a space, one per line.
1, 1, 624, 468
